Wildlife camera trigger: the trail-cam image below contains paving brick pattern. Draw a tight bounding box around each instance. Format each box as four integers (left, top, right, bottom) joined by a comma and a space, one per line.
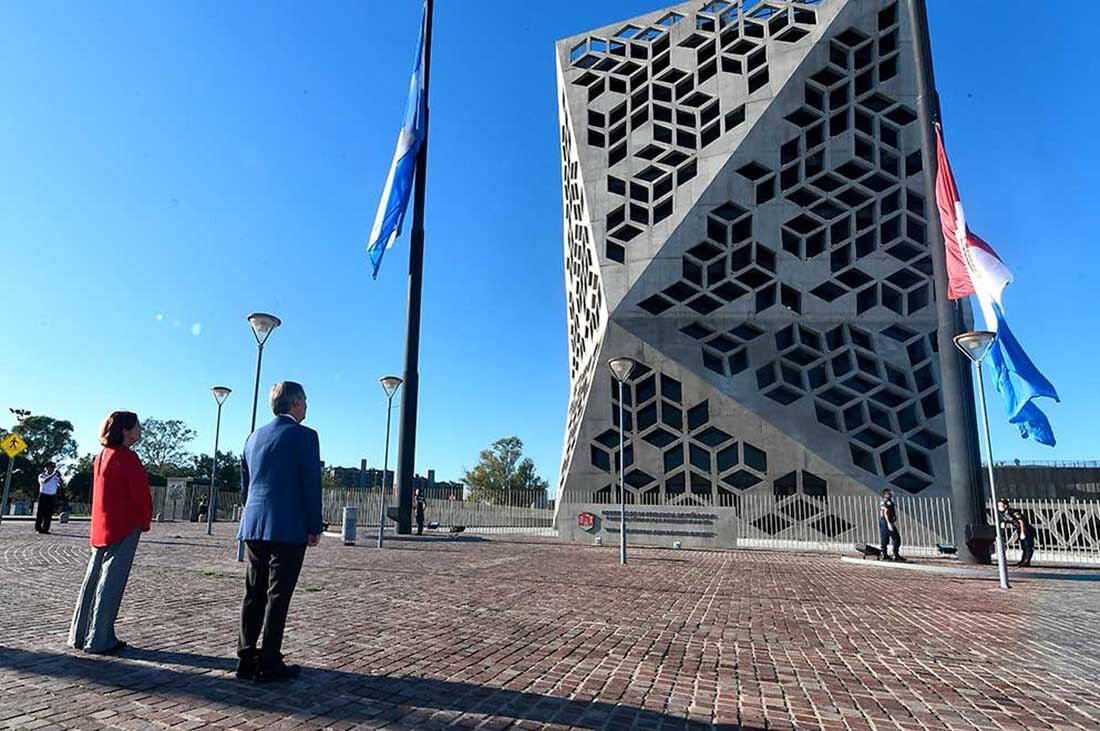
1, 523, 1098, 730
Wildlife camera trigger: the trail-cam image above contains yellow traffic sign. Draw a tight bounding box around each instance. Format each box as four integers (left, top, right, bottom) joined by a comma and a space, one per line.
1, 433, 27, 459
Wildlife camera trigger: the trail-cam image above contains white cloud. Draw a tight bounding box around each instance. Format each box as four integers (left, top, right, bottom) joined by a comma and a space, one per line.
190, 323, 202, 336
155, 313, 164, 321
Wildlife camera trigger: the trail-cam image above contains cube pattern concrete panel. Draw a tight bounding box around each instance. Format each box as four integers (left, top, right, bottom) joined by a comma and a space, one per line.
557, 0, 952, 527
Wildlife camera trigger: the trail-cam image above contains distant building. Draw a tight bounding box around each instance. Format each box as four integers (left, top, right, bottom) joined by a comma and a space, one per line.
990, 462, 1100, 500
326, 460, 464, 501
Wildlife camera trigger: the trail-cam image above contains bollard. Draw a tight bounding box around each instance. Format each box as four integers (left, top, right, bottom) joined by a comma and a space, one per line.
342, 506, 357, 546
59, 511, 70, 524
594, 536, 602, 546
672, 541, 682, 550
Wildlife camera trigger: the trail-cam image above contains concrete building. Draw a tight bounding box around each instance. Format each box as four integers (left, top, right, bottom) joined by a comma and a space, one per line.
555, 0, 962, 547
992, 462, 1100, 501
326, 460, 464, 501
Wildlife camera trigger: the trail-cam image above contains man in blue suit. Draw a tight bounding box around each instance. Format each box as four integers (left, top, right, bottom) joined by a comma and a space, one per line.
236, 381, 322, 681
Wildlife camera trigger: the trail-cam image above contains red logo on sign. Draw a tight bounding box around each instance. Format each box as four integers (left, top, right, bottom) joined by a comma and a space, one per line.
577, 512, 595, 530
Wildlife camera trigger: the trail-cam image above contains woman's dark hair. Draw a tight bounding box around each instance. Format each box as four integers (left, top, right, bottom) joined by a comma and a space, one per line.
99, 411, 139, 447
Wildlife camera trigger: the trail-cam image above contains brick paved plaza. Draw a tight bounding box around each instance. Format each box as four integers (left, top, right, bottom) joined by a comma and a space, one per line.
1, 523, 1099, 730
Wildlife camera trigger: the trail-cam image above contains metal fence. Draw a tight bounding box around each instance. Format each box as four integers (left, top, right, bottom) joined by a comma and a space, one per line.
48, 486, 1100, 564
562, 491, 1100, 564
320, 487, 555, 536
992, 498, 1100, 565
564, 490, 954, 557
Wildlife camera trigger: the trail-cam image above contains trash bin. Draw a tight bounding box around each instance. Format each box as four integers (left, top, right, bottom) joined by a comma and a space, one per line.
342, 506, 357, 546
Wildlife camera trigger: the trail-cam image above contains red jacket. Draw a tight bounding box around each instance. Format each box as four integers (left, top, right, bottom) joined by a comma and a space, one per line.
90, 446, 152, 547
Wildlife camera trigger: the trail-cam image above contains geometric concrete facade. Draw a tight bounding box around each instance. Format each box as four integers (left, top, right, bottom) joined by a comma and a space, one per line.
556, 0, 954, 540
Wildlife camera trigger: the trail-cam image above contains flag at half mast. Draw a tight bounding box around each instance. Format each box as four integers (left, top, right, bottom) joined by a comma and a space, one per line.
366, 2, 427, 279
935, 125, 1059, 446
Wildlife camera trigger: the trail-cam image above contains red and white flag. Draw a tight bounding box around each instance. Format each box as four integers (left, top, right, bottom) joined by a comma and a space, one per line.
934, 124, 1058, 446
934, 125, 1012, 327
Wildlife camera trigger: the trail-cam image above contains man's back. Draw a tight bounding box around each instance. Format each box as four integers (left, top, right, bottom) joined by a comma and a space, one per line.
238, 416, 322, 545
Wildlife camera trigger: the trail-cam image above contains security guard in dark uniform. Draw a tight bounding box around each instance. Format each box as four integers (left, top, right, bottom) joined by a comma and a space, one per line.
413, 488, 427, 536
879, 488, 905, 561
998, 498, 1036, 567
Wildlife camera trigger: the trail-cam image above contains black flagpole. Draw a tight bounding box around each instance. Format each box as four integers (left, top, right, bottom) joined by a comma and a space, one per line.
394, 0, 433, 535
907, 0, 987, 564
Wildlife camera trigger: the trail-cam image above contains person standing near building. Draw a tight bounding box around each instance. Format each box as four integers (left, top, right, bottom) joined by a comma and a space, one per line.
236, 381, 322, 682
879, 488, 904, 562
413, 488, 426, 536
68, 411, 152, 655
998, 498, 1036, 567
35, 462, 63, 534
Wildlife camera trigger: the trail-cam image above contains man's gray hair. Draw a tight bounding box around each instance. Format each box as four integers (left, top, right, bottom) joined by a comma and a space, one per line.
270, 381, 306, 415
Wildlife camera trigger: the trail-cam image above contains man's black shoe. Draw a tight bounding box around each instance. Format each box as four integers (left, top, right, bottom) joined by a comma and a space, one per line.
257, 662, 301, 682
235, 652, 258, 680
893, 555, 907, 563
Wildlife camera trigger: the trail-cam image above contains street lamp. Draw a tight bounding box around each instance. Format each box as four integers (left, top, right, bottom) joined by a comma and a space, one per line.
378, 376, 403, 548
239, 312, 280, 561
207, 386, 231, 536
246, 313, 282, 432
954, 331, 1009, 590
608, 357, 638, 565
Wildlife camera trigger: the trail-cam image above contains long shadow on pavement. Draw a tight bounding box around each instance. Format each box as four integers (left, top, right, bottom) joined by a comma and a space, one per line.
0, 646, 756, 730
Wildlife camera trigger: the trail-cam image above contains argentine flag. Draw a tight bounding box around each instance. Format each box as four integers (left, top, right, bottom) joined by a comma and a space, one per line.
935, 126, 1060, 446
367, 3, 427, 279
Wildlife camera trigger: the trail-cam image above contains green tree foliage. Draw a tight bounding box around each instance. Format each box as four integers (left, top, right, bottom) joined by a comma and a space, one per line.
132, 418, 197, 477
463, 436, 548, 507
186, 451, 242, 492
65, 453, 96, 503
1, 415, 79, 499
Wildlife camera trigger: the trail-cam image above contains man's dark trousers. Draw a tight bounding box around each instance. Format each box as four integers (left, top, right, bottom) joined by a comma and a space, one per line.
879, 518, 900, 558
238, 541, 306, 666
35, 494, 56, 533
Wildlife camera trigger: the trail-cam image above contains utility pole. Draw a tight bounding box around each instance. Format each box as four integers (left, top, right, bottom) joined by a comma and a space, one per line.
907, 0, 988, 563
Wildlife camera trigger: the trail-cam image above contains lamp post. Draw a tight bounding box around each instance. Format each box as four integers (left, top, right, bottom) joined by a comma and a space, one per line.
246, 313, 282, 432
239, 312, 280, 561
608, 357, 638, 565
378, 376, 403, 548
954, 331, 1010, 590
207, 386, 231, 535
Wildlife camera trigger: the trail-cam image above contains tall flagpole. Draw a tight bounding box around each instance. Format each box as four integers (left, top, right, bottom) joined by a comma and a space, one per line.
907, 0, 987, 564
394, 0, 433, 535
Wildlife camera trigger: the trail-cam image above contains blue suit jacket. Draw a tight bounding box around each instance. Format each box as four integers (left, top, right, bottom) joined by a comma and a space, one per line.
238, 415, 323, 544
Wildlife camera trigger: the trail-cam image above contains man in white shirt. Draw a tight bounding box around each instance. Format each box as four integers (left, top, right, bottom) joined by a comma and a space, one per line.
36, 462, 62, 534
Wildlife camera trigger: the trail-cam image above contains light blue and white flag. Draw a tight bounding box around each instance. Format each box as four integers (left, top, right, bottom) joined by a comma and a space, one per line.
366, 3, 427, 279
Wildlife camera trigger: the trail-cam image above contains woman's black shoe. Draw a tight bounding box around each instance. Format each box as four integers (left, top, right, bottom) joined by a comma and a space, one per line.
89, 640, 127, 656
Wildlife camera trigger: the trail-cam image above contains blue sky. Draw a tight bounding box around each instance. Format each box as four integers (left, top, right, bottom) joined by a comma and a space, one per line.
1, 1, 1095, 493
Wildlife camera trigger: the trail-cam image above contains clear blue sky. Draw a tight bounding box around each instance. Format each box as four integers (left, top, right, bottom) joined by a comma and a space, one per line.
1, 1, 1096, 493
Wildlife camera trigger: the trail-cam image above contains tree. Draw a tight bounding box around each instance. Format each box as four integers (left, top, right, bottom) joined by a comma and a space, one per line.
463, 436, 549, 507
65, 453, 96, 503
2, 416, 79, 499
132, 418, 197, 477
185, 450, 242, 493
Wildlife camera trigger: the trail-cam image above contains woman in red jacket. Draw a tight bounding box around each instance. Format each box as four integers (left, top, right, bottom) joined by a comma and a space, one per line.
67, 410, 152, 654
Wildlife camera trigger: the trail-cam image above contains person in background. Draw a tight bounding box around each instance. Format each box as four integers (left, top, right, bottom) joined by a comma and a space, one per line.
879, 488, 905, 562
414, 488, 426, 536
236, 381, 322, 682
998, 498, 1037, 567
68, 411, 152, 655
35, 462, 63, 534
